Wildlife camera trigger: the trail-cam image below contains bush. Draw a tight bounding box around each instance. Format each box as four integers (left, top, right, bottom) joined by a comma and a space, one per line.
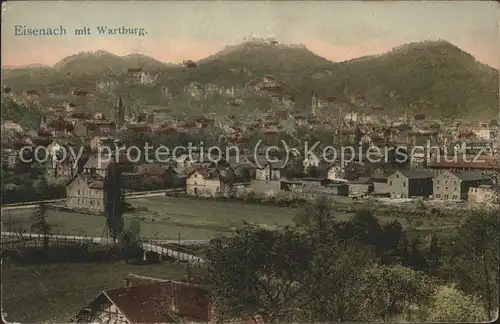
413, 220, 424, 227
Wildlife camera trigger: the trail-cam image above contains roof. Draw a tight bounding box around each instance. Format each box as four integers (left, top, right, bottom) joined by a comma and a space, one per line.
88, 180, 104, 189
146, 167, 176, 176
395, 168, 434, 179
83, 155, 131, 170
104, 283, 178, 323
186, 168, 219, 180
428, 155, 500, 170
450, 170, 490, 182
66, 172, 104, 187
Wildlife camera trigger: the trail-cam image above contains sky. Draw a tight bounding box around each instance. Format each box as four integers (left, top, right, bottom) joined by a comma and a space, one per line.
2, 1, 499, 68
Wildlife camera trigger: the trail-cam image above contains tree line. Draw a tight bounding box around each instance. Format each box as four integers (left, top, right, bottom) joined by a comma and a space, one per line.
191, 196, 499, 322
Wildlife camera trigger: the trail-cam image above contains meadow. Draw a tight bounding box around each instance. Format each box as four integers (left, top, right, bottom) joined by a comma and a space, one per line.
1, 196, 461, 240
1, 261, 187, 323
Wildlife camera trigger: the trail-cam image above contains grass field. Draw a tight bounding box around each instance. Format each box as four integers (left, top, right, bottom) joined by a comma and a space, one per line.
1, 197, 304, 240
1, 196, 461, 240
1, 261, 187, 323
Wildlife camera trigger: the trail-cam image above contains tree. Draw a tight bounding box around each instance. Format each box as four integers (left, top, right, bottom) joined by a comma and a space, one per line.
103, 160, 126, 242
203, 225, 311, 322
449, 210, 499, 320
423, 284, 488, 322
297, 241, 376, 322
30, 203, 51, 254
380, 220, 407, 265
427, 234, 442, 277
119, 219, 142, 263
293, 195, 336, 244
357, 264, 435, 322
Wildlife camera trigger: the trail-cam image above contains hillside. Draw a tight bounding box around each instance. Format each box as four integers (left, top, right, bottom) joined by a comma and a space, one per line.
53, 50, 172, 75
1, 40, 498, 119
313, 40, 499, 118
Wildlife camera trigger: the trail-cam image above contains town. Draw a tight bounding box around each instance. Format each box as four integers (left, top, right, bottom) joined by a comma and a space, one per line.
1, 2, 499, 323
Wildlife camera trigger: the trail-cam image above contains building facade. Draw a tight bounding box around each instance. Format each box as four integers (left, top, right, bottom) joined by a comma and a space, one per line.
66, 173, 105, 212
388, 169, 434, 198
433, 170, 492, 201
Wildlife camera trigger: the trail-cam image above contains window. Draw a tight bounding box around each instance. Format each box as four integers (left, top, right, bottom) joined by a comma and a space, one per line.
453, 195, 458, 200
437, 180, 440, 184
445, 180, 448, 185
396, 174, 399, 178
216, 186, 220, 193
195, 174, 198, 178
389, 181, 393, 186
437, 186, 440, 190
78, 189, 81, 195
436, 194, 441, 198
403, 181, 406, 187
454, 181, 457, 185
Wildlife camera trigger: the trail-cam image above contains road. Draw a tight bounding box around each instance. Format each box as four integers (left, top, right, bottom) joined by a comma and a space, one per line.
0, 188, 184, 211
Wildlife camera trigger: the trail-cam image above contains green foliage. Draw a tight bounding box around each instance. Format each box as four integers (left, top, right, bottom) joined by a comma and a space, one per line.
203, 225, 312, 322
297, 241, 376, 322
1, 97, 41, 129
423, 284, 489, 322
357, 264, 435, 321
448, 209, 499, 320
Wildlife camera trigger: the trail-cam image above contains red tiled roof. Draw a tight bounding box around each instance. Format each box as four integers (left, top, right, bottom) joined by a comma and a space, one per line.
172, 281, 211, 321
428, 155, 500, 169
104, 283, 177, 323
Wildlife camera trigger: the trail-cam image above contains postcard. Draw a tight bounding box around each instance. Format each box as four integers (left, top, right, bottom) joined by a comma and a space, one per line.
1, 1, 499, 323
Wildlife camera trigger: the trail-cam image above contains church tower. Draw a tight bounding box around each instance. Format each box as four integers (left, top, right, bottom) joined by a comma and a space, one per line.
311, 92, 318, 117
115, 95, 125, 132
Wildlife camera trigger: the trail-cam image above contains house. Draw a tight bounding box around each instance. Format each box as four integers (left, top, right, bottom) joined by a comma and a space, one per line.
468, 185, 497, 204
322, 181, 350, 196
348, 177, 373, 196
72, 275, 265, 324
254, 161, 283, 181
90, 136, 116, 152
299, 177, 325, 191
1, 121, 23, 133
1, 149, 18, 169
186, 169, 223, 197
91, 120, 116, 134
433, 170, 492, 201
73, 122, 93, 137
82, 154, 132, 177
427, 155, 499, 176
66, 173, 105, 212
47, 154, 84, 180
143, 166, 178, 187
387, 169, 434, 198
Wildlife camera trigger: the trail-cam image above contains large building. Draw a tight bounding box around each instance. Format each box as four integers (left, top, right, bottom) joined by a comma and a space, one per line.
433, 170, 492, 201
387, 169, 434, 198
66, 173, 105, 212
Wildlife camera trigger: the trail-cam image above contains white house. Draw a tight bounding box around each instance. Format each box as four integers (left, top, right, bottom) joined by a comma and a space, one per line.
186, 169, 222, 197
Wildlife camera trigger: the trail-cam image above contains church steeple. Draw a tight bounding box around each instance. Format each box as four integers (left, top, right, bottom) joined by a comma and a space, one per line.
115, 95, 125, 131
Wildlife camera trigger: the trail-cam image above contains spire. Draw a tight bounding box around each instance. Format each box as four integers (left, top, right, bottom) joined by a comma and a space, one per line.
115, 95, 125, 131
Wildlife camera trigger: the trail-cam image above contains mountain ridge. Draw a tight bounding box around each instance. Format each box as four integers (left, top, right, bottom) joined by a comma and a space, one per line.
1, 40, 498, 119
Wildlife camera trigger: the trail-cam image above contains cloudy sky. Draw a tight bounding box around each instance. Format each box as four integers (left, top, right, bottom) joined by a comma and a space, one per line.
2, 1, 499, 68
